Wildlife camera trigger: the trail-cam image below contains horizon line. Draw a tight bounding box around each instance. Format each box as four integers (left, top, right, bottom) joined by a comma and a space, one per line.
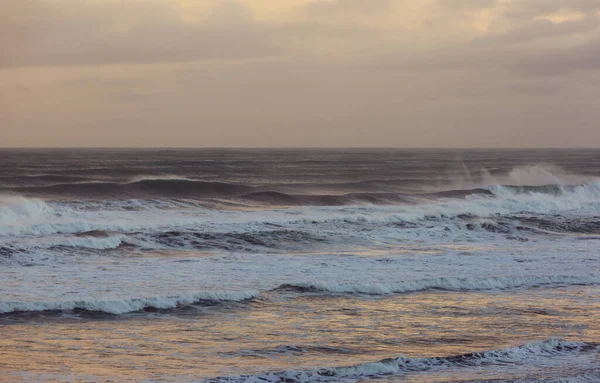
0, 146, 599, 150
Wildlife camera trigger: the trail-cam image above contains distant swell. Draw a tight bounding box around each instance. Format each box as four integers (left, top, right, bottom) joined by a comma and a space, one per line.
239, 188, 493, 206
499, 184, 579, 195
205, 338, 597, 383
5, 178, 600, 207
424, 188, 495, 198
0, 174, 94, 186
9, 179, 253, 199
6, 183, 494, 204
238, 191, 414, 206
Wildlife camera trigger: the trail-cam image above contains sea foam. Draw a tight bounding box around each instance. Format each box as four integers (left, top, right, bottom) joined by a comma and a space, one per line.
0, 290, 259, 315
205, 338, 594, 383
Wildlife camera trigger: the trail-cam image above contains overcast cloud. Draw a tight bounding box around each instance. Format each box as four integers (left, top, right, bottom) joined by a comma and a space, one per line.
1, 0, 599, 147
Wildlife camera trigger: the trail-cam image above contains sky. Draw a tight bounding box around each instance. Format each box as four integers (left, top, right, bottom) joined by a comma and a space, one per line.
1, 0, 600, 148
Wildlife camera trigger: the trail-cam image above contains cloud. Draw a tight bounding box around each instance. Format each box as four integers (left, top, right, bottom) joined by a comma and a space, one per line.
3, 0, 600, 147
3, 0, 600, 79
359, 1, 600, 78
303, 0, 391, 16
480, 16, 600, 44
513, 37, 600, 75
502, 0, 600, 21
436, 0, 498, 11
0, 0, 385, 68
0, 0, 278, 68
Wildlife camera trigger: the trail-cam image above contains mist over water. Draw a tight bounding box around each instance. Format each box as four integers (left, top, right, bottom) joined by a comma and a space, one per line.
1, 149, 600, 383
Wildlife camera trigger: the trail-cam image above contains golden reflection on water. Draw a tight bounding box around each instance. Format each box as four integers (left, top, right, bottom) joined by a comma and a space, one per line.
1, 286, 599, 382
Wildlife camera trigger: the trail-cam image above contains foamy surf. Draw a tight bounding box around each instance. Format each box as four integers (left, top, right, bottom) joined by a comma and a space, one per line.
3, 150, 600, 383
205, 338, 596, 383
274, 275, 600, 295
0, 290, 259, 315
2, 275, 599, 316
443, 373, 600, 383
0, 195, 50, 223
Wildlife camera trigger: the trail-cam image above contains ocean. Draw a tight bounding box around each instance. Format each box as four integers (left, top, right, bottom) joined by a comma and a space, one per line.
0, 148, 599, 383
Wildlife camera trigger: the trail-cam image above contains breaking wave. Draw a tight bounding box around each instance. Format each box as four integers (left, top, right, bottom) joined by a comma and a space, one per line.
238, 182, 600, 207
205, 338, 597, 383
455, 373, 600, 383
1, 167, 600, 214
238, 189, 493, 206
3, 275, 599, 315
147, 229, 325, 252
238, 191, 413, 206
0, 290, 259, 315
273, 275, 600, 295
0, 164, 596, 207
1, 183, 494, 205
0, 195, 50, 223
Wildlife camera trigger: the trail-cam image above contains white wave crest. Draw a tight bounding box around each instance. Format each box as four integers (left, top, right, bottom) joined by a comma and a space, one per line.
0, 290, 259, 315
280, 275, 600, 295
501, 164, 587, 186
206, 338, 591, 383
36, 235, 125, 250
452, 164, 595, 190
463, 373, 600, 383
490, 181, 600, 200
125, 174, 196, 183
0, 195, 50, 223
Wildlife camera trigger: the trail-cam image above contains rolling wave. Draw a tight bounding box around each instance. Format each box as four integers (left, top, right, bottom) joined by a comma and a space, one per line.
272, 275, 600, 295
2, 275, 599, 315
7, 179, 253, 199
3, 178, 600, 259
148, 229, 325, 252
4, 182, 492, 204
205, 338, 597, 383
3, 199, 600, 257
424, 188, 495, 198
238, 191, 414, 206
2, 170, 600, 209
447, 373, 600, 383
490, 182, 600, 198
238, 189, 494, 206
0, 195, 50, 223
0, 290, 259, 315
0, 174, 94, 187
